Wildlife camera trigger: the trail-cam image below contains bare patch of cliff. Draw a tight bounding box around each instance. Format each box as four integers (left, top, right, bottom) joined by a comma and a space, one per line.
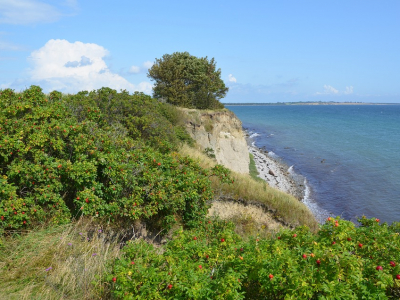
179, 108, 250, 174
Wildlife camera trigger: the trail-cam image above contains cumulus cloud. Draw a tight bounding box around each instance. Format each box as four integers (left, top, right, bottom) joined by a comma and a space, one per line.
28, 39, 152, 94
323, 84, 339, 94
315, 84, 354, 96
129, 65, 141, 74
344, 86, 354, 94
228, 74, 237, 83
142, 61, 153, 69
129, 61, 154, 74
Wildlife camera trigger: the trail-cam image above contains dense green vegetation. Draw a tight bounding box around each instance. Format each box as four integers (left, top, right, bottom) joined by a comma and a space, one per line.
1, 86, 399, 299
111, 217, 400, 299
0, 86, 231, 235
148, 52, 228, 109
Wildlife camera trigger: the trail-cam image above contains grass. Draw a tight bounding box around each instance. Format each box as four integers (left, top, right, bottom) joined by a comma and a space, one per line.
0, 218, 122, 299
0, 143, 318, 299
249, 153, 264, 183
179, 144, 319, 232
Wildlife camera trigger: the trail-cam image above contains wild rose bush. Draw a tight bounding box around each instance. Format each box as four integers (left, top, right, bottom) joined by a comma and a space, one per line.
0, 86, 231, 232
109, 217, 400, 299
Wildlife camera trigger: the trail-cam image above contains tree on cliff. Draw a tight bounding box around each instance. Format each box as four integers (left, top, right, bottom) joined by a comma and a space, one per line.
147, 52, 228, 109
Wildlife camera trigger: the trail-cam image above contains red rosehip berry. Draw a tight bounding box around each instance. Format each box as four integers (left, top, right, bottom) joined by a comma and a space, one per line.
376, 266, 383, 271
396, 275, 400, 280
167, 284, 173, 289
327, 217, 332, 221
131, 261, 135, 265
316, 259, 321, 265
221, 238, 225, 242
112, 277, 117, 282
332, 241, 336, 245
390, 261, 396, 267
277, 236, 281, 240
375, 218, 380, 222
199, 265, 202, 269
302, 254, 307, 259
358, 243, 363, 248
269, 274, 274, 279
193, 236, 197, 240
293, 234, 297, 238
347, 237, 352, 241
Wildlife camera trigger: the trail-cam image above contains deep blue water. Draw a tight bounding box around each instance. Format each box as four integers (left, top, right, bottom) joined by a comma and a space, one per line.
227, 105, 400, 224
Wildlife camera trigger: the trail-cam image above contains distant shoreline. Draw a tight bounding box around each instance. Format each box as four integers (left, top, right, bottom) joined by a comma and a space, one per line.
224, 102, 400, 106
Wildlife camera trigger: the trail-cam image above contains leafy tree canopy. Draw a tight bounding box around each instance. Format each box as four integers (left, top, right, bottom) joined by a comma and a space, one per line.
147, 52, 228, 109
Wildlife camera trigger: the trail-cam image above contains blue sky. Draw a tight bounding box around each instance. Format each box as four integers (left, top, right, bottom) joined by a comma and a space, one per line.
1, 0, 399, 103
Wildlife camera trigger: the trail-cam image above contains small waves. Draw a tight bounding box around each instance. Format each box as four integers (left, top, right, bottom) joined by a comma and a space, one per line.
249, 132, 260, 139
301, 179, 332, 223
288, 165, 294, 174
267, 151, 278, 158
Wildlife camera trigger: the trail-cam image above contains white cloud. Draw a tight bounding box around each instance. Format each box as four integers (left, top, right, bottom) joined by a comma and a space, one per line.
315, 84, 354, 96
143, 61, 153, 69
129, 65, 140, 74
315, 84, 339, 95
129, 61, 153, 74
323, 84, 339, 94
28, 39, 153, 94
228, 74, 237, 83
344, 86, 354, 94
0, 0, 61, 24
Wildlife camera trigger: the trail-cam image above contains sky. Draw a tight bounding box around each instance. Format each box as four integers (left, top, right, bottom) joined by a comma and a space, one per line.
1, 0, 399, 103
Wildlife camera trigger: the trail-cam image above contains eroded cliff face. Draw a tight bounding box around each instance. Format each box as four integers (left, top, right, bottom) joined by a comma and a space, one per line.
181, 108, 250, 174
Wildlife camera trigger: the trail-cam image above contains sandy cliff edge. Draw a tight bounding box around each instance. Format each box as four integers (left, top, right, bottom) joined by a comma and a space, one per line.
181, 108, 250, 174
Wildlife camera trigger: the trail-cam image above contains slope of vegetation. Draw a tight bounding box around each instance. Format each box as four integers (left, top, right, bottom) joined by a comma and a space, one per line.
2, 86, 399, 299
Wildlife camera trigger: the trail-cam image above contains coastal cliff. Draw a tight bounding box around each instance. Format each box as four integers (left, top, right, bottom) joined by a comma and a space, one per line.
180, 108, 250, 174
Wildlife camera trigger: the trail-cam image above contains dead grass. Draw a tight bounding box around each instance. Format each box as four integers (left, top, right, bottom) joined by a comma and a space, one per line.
180, 144, 319, 232
0, 218, 122, 299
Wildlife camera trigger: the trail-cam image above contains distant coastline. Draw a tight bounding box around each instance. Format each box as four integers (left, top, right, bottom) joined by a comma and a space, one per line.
224, 102, 400, 106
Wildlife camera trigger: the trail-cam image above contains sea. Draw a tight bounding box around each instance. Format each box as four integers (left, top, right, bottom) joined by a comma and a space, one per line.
226, 104, 400, 225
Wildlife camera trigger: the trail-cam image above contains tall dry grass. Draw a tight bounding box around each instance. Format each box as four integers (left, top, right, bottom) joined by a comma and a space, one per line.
180, 144, 319, 232
0, 218, 122, 299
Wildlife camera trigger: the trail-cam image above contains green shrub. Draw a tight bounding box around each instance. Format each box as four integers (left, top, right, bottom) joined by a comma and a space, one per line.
109, 217, 400, 299
0, 86, 231, 233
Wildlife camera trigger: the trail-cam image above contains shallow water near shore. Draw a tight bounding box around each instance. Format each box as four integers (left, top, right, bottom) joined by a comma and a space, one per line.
227, 104, 400, 224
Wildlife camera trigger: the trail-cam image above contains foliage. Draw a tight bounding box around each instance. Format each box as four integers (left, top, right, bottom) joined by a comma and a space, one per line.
203, 147, 216, 159
62, 87, 194, 153
109, 217, 400, 299
179, 144, 319, 231
0, 86, 232, 233
248, 153, 263, 183
147, 52, 228, 109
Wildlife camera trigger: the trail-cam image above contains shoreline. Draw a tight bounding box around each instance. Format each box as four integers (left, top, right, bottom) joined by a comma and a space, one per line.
245, 131, 305, 200
245, 131, 331, 223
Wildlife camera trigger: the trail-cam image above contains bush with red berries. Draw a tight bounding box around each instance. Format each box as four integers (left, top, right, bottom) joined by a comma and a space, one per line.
108, 217, 400, 299
0, 86, 232, 233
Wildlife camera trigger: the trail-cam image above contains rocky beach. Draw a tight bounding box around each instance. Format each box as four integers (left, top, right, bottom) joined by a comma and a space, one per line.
246, 132, 306, 201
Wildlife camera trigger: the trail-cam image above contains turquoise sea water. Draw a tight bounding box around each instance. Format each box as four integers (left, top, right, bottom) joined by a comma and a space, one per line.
226, 105, 400, 224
